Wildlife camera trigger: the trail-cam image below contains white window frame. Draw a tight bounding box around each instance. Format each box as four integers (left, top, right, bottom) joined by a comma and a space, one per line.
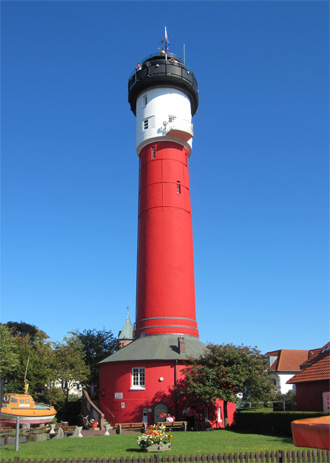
131, 367, 145, 390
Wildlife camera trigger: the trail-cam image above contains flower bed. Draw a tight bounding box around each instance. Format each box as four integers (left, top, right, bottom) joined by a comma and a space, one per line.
137, 424, 173, 452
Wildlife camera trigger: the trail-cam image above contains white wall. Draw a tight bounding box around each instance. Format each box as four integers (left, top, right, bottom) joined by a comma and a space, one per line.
278, 373, 296, 394
135, 87, 193, 155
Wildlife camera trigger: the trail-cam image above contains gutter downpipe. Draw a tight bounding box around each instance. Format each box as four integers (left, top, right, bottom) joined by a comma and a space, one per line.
174, 360, 178, 419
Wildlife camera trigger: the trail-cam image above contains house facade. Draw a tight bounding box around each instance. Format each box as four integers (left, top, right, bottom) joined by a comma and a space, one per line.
287, 343, 330, 412
98, 334, 235, 428
265, 349, 309, 394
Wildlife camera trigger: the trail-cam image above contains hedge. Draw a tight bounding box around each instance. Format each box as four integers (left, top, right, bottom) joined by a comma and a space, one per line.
234, 410, 328, 436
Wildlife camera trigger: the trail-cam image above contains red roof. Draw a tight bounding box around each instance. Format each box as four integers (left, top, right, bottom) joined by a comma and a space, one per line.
265, 349, 309, 372
287, 346, 330, 384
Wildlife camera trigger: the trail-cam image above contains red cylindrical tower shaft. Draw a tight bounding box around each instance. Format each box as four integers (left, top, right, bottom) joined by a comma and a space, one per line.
136, 141, 198, 337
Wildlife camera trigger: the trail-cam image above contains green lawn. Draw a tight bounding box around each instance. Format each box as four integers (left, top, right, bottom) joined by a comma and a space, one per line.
0, 430, 305, 461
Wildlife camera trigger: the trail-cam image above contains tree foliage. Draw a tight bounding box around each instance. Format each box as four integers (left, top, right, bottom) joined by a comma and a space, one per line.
275, 390, 297, 411
5, 321, 49, 343
53, 333, 90, 402
178, 343, 276, 407
74, 328, 118, 385
0, 324, 20, 386
0, 322, 55, 397
1, 322, 118, 403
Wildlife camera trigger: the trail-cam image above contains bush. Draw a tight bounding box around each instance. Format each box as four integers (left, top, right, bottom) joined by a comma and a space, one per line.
55, 397, 82, 425
234, 410, 328, 436
274, 390, 297, 411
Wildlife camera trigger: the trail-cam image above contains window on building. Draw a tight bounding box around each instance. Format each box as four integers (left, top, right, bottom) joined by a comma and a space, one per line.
143, 119, 149, 130
217, 407, 222, 422
132, 367, 145, 389
177, 182, 181, 194
144, 95, 148, 106
152, 146, 156, 159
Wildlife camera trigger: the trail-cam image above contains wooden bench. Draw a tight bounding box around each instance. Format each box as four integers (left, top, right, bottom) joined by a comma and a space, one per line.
157, 421, 187, 431
56, 424, 80, 436
115, 422, 147, 434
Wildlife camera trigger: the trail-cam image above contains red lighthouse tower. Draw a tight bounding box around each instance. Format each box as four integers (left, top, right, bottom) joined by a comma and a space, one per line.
98, 41, 234, 427
129, 51, 199, 339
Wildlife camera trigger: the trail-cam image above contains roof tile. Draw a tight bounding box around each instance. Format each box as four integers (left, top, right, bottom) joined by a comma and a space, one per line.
265, 349, 309, 372
287, 348, 330, 383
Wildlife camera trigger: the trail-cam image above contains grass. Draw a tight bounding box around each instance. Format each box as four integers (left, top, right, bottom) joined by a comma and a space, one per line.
0, 429, 306, 461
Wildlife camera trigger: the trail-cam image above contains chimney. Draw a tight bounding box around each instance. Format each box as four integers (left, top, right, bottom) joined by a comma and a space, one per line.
178, 336, 185, 354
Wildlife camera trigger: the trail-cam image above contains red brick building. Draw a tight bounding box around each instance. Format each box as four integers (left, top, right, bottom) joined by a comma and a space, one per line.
287, 343, 330, 412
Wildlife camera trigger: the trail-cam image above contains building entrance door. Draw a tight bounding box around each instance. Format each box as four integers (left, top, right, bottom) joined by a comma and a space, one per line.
153, 403, 168, 424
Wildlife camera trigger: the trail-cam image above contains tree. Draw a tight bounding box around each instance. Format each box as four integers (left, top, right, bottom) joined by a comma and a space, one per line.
0, 324, 20, 389
74, 328, 118, 386
178, 343, 275, 409
5, 321, 49, 344
53, 334, 90, 402
1, 322, 55, 398
275, 390, 297, 411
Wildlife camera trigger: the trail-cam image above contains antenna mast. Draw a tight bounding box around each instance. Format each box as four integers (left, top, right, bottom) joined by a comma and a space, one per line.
24, 356, 30, 394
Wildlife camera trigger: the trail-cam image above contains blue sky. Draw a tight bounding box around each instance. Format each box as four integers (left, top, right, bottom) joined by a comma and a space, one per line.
2, 1, 329, 354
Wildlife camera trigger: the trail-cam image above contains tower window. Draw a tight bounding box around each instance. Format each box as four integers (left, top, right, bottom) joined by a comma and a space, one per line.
131, 367, 145, 390
177, 182, 181, 194
152, 147, 156, 159
144, 95, 148, 106
143, 119, 149, 130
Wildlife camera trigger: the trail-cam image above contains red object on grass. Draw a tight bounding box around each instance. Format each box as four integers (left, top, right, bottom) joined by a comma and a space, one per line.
291, 416, 330, 450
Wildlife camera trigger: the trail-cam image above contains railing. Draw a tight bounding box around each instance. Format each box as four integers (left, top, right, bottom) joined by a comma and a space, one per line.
128, 59, 198, 95
163, 117, 193, 137
98, 397, 115, 419
81, 389, 104, 430
2, 450, 330, 463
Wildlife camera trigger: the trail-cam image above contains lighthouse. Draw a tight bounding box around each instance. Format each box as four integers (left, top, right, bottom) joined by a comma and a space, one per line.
98, 36, 235, 427
129, 46, 199, 338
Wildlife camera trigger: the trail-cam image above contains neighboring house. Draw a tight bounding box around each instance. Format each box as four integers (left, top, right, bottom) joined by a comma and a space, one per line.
287, 343, 330, 412
50, 380, 83, 397
265, 349, 309, 394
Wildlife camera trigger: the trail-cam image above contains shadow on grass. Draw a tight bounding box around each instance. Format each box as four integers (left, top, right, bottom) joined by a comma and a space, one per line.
229, 428, 293, 444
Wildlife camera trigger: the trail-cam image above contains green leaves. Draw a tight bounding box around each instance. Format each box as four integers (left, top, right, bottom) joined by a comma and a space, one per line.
74, 328, 119, 385
53, 334, 90, 401
179, 343, 276, 407
0, 322, 117, 404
